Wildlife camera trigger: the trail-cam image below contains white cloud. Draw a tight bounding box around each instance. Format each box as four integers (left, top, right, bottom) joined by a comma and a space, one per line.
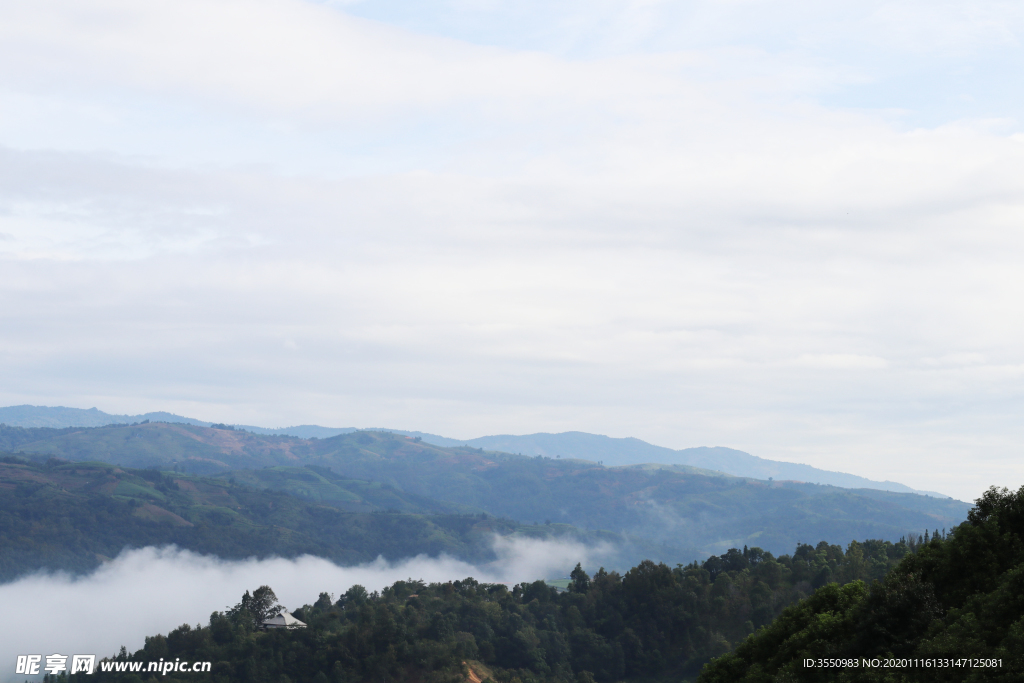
0, 0, 1023, 503
0, 539, 609, 682
0, 0, 601, 118
792, 354, 889, 370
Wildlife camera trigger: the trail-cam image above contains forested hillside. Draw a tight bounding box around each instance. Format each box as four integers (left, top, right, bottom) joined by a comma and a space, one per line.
0, 457, 646, 581
72, 536, 916, 683
699, 485, 1024, 682
3, 423, 969, 557
56, 486, 1024, 683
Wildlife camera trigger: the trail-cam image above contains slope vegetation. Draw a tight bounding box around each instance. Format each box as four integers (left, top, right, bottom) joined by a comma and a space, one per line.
0, 456, 624, 581
80, 536, 924, 683
699, 484, 1024, 682
5, 424, 969, 557
421, 431, 942, 495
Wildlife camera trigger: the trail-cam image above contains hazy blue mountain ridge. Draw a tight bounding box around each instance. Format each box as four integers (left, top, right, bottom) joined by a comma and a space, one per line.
364, 430, 948, 498
239, 424, 358, 438
2, 423, 969, 558
0, 405, 950, 498
0, 405, 211, 428
441, 432, 945, 496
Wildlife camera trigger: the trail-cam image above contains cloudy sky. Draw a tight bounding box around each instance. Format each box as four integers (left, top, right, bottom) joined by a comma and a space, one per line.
1, 0, 1023, 501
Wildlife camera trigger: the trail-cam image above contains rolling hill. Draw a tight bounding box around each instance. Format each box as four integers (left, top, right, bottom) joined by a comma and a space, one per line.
0, 456, 661, 581
0, 404, 211, 429
0, 405, 947, 496
420, 431, 946, 496
2, 422, 970, 558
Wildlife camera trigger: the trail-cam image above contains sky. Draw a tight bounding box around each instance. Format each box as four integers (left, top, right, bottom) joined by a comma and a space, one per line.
0, 539, 602, 682
1, 0, 1023, 502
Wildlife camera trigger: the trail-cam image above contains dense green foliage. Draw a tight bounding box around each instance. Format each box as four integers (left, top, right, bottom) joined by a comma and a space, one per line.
219, 465, 477, 515
6, 423, 969, 557
0, 457, 620, 581
58, 536, 916, 683
0, 424, 82, 451
699, 485, 1024, 682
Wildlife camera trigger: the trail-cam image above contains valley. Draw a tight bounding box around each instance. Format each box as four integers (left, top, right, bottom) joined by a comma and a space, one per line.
0, 422, 969, 562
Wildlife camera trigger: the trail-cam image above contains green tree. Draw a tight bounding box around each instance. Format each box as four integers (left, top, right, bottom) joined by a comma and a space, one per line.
570, 563, 590, 593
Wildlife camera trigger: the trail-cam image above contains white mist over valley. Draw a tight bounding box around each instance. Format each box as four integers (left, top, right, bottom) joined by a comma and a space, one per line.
1, 538, 605, 682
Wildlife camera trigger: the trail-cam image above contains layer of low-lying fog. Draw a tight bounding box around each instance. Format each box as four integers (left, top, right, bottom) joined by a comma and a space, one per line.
2, 537, 611, 681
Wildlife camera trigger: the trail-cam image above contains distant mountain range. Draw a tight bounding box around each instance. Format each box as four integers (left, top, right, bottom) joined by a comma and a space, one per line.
0, 405, 214, 429
397, 431, 949, 498
0, 422, 968, 560
0, 404, 951, 498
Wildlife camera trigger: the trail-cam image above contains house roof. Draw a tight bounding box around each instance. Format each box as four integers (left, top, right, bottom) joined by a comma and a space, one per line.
261, 610, 307, 628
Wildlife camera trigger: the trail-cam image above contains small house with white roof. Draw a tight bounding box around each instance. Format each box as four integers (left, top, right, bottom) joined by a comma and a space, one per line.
261, 610, 307, 630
